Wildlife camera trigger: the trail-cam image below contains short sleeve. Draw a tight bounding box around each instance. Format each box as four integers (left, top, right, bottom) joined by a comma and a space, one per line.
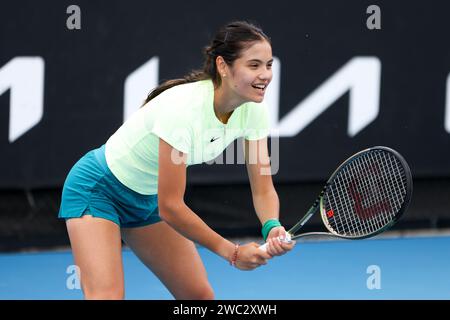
244, 102, 270, 141
151, 110, 192, 154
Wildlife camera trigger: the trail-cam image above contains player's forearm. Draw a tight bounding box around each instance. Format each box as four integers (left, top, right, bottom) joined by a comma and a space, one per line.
159, 201, 235, 261
252, 188, 280, 225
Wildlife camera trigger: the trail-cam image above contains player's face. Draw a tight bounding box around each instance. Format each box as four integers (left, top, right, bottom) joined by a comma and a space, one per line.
226, 40, 273, 103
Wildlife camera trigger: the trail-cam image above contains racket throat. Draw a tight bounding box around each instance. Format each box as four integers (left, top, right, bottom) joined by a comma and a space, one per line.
288, 205, 319, 235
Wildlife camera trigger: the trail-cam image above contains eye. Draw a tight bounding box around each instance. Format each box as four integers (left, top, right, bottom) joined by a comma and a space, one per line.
249, 64, 259, 69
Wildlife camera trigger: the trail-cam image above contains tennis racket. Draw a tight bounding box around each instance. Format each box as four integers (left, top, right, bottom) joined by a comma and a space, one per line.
259, 146, 413, 251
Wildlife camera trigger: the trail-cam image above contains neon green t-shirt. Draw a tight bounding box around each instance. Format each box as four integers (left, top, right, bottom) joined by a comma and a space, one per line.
105, 79, 269, 195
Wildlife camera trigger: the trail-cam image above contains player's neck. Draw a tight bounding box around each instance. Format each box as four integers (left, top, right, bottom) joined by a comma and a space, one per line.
213, 86, 243, 124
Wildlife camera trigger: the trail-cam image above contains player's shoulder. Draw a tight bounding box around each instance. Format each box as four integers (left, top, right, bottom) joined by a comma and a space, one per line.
144, 81, 210, 121
144, 81, 212, 129
159, 80, 209, 102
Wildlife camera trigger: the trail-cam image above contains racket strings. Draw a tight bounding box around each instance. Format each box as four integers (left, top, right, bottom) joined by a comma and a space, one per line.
341, 152, 402, 235
353, 155, 391, 233
350, 151, 405, 234
324, 150, 408, 237
328, 165, 366, 235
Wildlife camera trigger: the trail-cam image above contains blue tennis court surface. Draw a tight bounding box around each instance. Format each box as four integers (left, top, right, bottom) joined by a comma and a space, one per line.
1, 235, 449, 300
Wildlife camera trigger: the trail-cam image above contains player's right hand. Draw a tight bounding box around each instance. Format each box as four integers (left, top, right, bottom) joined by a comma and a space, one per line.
234, 242, 273, 271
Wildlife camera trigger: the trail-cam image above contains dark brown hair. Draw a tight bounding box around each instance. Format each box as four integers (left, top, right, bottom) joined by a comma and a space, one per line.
142, 21, 271, 106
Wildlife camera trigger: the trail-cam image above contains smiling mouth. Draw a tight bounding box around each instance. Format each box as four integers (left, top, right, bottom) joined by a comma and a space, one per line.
252, 84, 267, 91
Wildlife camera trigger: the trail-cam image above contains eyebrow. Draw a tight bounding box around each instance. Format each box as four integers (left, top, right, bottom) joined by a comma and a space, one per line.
247, 59, 274, 64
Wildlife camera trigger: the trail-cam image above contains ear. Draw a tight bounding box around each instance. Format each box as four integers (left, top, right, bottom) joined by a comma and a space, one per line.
215, 56, 228, 76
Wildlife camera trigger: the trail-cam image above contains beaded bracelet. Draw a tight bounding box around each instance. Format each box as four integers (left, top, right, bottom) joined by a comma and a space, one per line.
230, 244, 240, 267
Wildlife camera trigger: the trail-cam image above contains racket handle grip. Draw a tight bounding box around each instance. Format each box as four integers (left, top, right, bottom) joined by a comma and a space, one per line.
258, 233, 292, 252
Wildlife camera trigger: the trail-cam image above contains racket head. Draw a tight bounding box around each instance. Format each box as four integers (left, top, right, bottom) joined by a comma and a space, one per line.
319, 146, 413, 239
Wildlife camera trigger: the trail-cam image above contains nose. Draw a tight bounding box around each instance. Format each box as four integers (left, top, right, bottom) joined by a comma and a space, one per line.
258, 67, 272, 82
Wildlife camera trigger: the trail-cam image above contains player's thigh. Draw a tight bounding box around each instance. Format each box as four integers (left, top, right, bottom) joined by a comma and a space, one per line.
121, 221, 214, 300
66, 215, 124, 299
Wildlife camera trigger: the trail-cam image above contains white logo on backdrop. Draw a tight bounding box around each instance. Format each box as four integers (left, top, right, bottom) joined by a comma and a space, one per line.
124, 56, 159, 121
273, 57, 381, 137
445, 74, 450, 133
0, 57, 44, 143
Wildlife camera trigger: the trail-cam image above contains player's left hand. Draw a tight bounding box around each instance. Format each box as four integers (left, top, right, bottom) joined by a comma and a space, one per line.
265, 226, 296, 257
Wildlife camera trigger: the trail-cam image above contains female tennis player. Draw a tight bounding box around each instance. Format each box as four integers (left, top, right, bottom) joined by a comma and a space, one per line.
58, 21, 295, 300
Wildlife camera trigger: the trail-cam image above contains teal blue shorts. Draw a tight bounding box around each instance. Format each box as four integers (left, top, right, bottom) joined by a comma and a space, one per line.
58, 145, 161, 228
